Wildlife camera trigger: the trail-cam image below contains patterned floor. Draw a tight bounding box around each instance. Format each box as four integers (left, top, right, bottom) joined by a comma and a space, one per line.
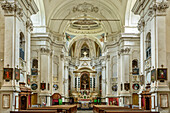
77, 110, 93, 113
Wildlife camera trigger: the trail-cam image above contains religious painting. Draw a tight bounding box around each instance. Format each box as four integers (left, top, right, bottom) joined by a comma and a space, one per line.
80, 72, 90, 90
132, 68, 139, 75
31, 68, 38, 75
97, 33, 105, 42
31, 84, 38, 90
151, 69, 156, 82
65, 33, 75, 41
112, 85, 117, 91
160, 94, 168, 108
132, 84, 140, 90
3, 68, 13, 80
40, 83, 46, 90
15, 68, 20, 80
157, 68, 167, 80
27, 75, 30, 85
124, 83, 130, 91
53, 84, 58, 90
2, 94, 10, 109
140, 75, 145, 85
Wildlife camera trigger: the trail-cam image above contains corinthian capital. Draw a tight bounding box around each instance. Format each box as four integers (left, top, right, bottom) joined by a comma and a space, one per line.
1, 1, 23, 17
151, 1, 169, 12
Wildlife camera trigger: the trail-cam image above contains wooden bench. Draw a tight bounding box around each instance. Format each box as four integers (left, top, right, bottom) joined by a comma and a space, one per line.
93, 105, 130, 113
104, 110, 159, 113
10, 110, 58, 113
28, 105, 77, 113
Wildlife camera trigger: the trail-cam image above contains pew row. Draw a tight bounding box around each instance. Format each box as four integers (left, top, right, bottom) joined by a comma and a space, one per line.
93, 105, 159, 113
104, 111, 159, 113
10, 110, 58, 113
27, 105, 77, 113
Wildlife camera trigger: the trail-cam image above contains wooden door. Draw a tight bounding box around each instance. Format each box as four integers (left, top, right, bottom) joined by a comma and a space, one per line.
31, 93, 37, 105
132, 93, 139, 105
21, 96, 27, 110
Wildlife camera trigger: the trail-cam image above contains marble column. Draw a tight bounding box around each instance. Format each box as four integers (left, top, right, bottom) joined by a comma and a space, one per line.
119, 48, 131, 106
101, 61, 106, 102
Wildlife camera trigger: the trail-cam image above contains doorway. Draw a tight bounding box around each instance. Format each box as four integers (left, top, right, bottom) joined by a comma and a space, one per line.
145, 97, 150, 110
21, 96, 27, 110
132, 93, 139, 105
31, 93, 37, 105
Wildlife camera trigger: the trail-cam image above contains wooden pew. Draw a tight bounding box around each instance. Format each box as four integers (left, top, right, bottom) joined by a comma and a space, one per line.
93, 105, 159, 113
104, 111, 159, 113
93, 105, 130, 113
10, 110, 58, 113
28, 105, 77, 113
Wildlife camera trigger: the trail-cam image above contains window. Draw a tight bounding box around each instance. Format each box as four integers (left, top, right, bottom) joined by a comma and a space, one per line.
93, 78, 95, 88
32, 59, 38, 68
75, 78, 77, 88
19, 32, 25, 60
81, 45, 89, 57
146, 33, 151, 59
132, 60, 139, 75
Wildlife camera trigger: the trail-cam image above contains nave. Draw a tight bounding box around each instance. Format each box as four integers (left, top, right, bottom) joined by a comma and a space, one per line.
0, 0, 170, 113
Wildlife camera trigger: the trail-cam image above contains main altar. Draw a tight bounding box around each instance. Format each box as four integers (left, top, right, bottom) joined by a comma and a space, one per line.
69, 52, 100, 109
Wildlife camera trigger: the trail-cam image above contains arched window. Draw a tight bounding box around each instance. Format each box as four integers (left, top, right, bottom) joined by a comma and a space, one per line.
81, 45, 89, 57
19, 32, 25, 60
132, 60, 139, 75
146, 33, 151, 59
32, 59, 38, 68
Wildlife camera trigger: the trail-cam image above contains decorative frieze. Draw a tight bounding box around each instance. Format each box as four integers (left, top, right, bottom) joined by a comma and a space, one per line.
73, 2, 99, 13
1, 1, 23, 17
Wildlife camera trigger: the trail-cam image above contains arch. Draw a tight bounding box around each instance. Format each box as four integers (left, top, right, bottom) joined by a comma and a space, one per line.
124, 0, 139, 33
31, 0, 46, 32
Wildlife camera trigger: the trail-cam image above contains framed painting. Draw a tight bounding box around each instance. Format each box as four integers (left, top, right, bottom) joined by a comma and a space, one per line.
15, 68, 20, 80
132, 68, 139, 75
124, 83, 130, 91
3, 68, 13, 80
31, 68, 38, 75
132, 84, 140, 90
31, 83, 38, 90
112, 85, 117, 91
157, 68, 167, 80
2, 94, 10, 109
160, 94, 168, 108
53, 84, 59, 90
40, 83, 46, 90
151, 69, 156, 82
27, 75, 30, 85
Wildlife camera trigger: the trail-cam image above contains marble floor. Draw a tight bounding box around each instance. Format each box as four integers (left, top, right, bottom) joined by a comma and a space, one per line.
77, 110, 93, 113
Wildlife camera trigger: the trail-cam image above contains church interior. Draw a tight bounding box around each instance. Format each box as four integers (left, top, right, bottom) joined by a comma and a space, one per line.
0, 0, 170, 113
